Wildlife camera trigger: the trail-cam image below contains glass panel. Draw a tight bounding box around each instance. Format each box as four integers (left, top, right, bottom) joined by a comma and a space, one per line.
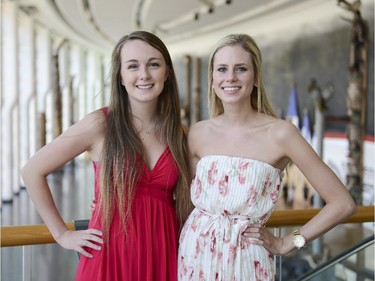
1, 246, 23, 281
298, 241, 374, 281
31, 244, 78, 281
275, 225, 374, 281
1, 162, 93, 281
1, 244, 79, 281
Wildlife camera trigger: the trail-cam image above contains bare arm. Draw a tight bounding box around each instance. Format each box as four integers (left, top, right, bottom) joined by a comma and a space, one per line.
278, 122, 356, 253
21, 110, 105, 257
245, 121, 356, 255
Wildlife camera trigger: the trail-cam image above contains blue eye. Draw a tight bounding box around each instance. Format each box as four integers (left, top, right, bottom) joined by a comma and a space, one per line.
236, 67, 247, 72
217, 67, 226, 72
127, 64, 138, 70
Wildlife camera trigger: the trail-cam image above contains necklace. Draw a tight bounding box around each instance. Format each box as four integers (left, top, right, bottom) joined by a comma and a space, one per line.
139, 124, 155, 142
133, 115, 155, 136
144, 125, 153, 135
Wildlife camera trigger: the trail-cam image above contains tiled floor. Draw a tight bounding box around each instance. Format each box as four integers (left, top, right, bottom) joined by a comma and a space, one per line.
1, 161, 373, 281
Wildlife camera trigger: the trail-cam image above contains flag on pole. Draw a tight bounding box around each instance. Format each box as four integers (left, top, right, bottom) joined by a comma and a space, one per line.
301, 108, 312, 144
311, 131, 318, 153
286, 84, 299, 128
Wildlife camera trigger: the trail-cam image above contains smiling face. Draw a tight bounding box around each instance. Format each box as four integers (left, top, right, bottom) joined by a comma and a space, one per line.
120, 39, 168, 105
212, 44, 255, 106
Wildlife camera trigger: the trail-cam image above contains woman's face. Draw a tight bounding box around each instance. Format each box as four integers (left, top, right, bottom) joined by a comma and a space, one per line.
212, 44, 255, 106
120, 39, 168, 104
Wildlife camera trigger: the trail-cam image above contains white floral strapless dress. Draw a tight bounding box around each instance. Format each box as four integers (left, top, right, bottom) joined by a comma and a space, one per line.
178, 155, 284, 281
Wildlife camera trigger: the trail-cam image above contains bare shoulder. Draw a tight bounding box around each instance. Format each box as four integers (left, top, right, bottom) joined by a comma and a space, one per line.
189, 119, 211, 136
190, 119, 212, 129
59, 108, 107, 155
67, 108, 107, 137
187, 119, 212, 153
22, 108, 108, 173
266, 118, 301, 143
81, 108, 107, 129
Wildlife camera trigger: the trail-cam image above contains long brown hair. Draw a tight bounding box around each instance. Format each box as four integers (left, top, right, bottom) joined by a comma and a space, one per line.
99, 31, 191, 241
208, 33, 277, 118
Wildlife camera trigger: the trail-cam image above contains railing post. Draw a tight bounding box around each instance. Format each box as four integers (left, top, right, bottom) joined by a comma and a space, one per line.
273, 227, 282, 281
356, 250, 365, 281
22, 246, 32, 281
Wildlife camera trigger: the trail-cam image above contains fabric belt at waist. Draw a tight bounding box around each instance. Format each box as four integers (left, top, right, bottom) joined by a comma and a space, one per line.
135, 187, 174, 207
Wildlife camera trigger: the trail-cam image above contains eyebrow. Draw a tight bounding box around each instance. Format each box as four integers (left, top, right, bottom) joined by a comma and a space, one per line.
215, 63, 248, 67
124, 57, 163, 64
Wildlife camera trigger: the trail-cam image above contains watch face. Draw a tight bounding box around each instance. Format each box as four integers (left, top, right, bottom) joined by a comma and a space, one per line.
293, 235, 306, 248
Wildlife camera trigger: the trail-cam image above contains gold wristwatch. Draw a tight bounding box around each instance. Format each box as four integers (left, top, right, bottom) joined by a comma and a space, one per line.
292, 229, 306, 249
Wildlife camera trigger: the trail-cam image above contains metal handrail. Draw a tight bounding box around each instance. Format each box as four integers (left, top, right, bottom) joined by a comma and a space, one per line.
294, 234, 375, 281
1, 206, 374, 247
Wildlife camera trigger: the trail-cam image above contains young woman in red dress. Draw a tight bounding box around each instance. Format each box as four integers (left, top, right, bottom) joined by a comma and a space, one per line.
22, 31, 192, 281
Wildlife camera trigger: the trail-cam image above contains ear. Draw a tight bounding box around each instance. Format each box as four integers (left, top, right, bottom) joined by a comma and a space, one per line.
164, 69, 169, 82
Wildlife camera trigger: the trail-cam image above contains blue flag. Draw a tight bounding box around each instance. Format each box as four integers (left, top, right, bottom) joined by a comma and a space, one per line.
301, 109, 312, 144
286, 86, 299, 128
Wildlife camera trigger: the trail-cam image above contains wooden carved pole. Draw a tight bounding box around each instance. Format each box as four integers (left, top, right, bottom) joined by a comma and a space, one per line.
69, 76, 75, 127
182, 55, 192, 126
52, 39, 68, 138
191, 57, 201, 124
307, 78, 334, 255
338, 0, 368, 204
39, 112, 46, 147
52, 53, 62, 138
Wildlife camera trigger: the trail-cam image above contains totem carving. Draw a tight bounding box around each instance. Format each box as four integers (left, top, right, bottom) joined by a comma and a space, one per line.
191, 57, 201, 125
52, 39, 68, 138
181, 55, 192, 126
338, 0, 368, 204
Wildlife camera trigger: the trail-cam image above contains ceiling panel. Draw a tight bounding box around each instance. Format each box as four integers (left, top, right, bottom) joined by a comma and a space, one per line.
15, 0, 373, 53
54, 0, 107, 43
90, 0, 135, 43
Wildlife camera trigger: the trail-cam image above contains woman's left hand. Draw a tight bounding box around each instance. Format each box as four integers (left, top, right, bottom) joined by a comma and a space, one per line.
242, 224, 284, 255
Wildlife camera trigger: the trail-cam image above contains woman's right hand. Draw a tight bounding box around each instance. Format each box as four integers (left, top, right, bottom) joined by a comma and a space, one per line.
56, 228, 103, 258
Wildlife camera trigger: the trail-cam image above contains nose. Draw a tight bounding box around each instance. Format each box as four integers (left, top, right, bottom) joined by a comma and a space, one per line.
140, 66, 150, 80
225, 69, 237, 82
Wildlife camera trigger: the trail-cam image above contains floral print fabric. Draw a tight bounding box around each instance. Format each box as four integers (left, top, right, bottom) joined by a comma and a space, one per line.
178, 155, 283, 281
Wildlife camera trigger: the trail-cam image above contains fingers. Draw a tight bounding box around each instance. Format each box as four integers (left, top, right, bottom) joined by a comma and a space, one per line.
241, 225, 281, 254
77, 240, 93, 258
57, 228, 104, 258
78, 246, 94, 258
77, 228, 103, 258
242, 224, 263, 236
242, 224, 267, 246
79, 228, 103, 248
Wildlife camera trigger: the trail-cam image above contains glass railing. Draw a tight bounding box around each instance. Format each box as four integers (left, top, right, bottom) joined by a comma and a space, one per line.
1, 206, 374, 280
294, 234, 374, 281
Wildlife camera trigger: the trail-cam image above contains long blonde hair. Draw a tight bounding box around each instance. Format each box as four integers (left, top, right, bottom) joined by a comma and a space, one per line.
99, 31, 191, 241
208, 33, 277, 118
